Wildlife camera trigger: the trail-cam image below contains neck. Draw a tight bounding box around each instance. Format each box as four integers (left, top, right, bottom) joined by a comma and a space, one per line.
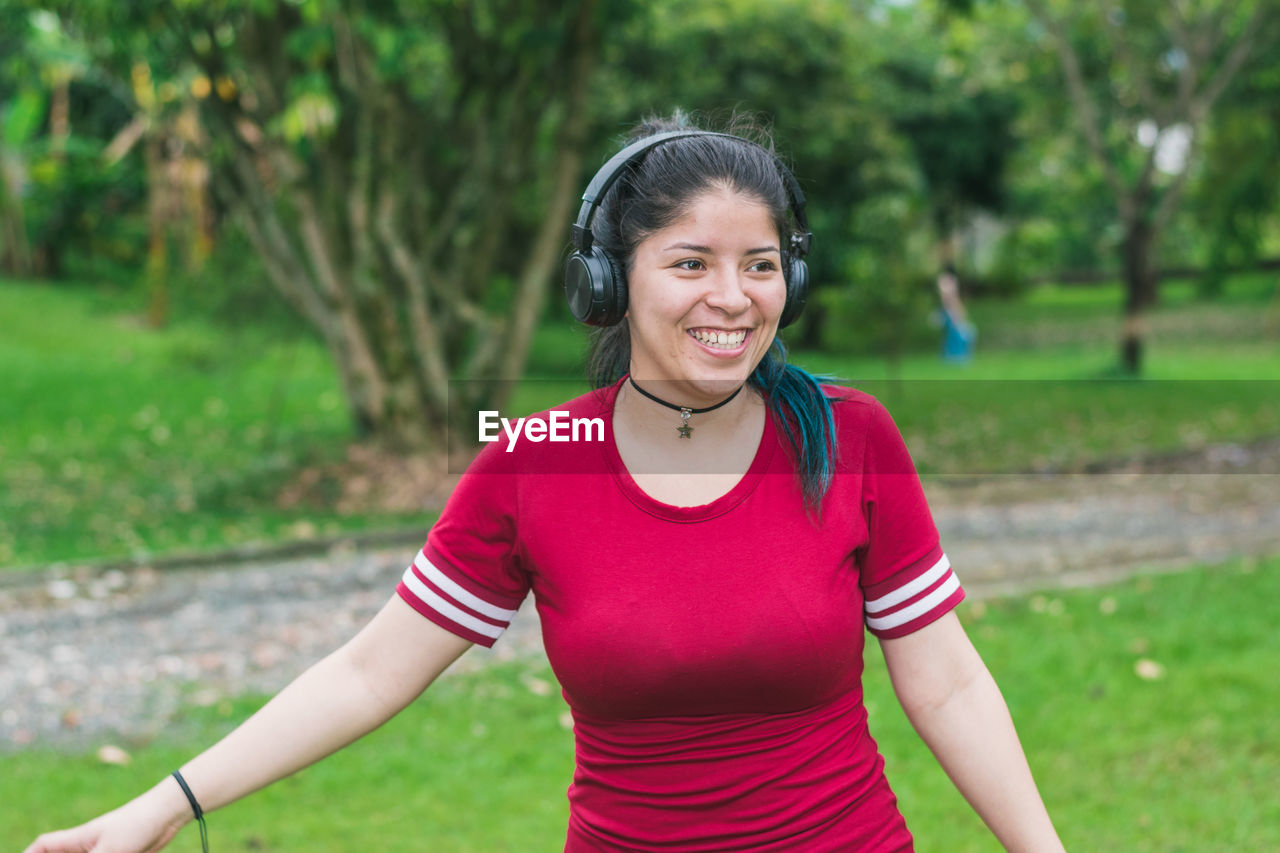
611, 378, 766, 483
627, 376, 743, 414
616, 374, 758, 443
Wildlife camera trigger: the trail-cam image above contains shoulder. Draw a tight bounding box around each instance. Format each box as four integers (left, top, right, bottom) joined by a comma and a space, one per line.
817, 384, 915, 475
821, 383, 883, 415
821, 382, 895, 436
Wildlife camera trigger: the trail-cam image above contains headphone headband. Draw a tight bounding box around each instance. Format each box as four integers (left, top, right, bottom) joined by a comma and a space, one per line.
570, 130, 811, 257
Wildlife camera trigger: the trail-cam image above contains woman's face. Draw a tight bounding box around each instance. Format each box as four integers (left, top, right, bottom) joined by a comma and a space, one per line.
625, 185, 786, 402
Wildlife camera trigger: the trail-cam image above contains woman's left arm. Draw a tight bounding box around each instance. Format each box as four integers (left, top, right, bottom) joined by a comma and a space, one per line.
879, 611, 1066, 852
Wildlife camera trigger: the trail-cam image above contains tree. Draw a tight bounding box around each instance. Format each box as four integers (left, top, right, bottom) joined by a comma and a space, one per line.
0, 7, 46, 276
58, 0, 611, 446
1024, 0, 1279, 373
872, 3, 1020, 275
1194, 39, 1280, 297
0, 2, 155, 282
96, 59, 215, 328
0, 90, 38, 276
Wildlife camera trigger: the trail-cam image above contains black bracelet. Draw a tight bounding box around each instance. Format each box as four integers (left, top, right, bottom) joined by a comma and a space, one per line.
171, 770, 210, 853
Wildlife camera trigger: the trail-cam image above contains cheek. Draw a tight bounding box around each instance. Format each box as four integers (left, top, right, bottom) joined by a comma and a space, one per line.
755, 280, 788, 319
633, 282, 695, 323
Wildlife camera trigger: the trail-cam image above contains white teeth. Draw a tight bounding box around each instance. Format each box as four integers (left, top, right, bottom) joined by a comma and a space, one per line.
691, 329, 747, 348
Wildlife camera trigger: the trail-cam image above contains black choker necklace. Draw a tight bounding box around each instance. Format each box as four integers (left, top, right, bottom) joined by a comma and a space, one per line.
627, 376, 744, 439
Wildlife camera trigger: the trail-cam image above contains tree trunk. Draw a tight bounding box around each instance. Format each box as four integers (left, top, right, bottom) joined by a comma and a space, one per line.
1119, 217, 1158, 374
49, 75, 70, 160
0, 193, 33, 276
0, 145, 33, 276
494, 0, 599, 400
145, 136, 170, 328
181, 1, 609, 450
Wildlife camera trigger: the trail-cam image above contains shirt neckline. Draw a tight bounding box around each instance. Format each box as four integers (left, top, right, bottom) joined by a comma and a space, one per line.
601, 376, 777, 523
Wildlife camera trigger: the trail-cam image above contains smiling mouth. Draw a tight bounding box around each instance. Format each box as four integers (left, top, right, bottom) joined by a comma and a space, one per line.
688, 328, 749, 349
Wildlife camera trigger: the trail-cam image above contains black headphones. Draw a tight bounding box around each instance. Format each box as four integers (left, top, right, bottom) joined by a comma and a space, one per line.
564, 130, 812, 328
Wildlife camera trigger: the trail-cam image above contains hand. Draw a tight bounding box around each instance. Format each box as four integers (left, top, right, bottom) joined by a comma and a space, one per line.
24, 783, 189, 853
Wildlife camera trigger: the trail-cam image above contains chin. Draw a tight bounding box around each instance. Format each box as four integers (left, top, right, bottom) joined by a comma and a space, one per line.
685, 374, 749, 394
678, 363, 758, 398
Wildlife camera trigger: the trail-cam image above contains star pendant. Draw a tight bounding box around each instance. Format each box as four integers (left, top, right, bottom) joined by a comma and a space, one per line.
677, 423, 693, 439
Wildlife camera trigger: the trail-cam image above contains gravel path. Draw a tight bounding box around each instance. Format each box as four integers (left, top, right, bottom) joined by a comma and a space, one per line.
3, 445, 1278, 753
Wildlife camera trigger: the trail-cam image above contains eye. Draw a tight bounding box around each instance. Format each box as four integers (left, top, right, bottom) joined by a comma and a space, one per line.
673, 259, 706, 271
747, 259, 778, 273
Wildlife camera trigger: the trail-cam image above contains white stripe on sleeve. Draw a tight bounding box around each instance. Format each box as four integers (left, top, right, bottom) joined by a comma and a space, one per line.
866, 572, 962, 633
865, 554, 952, 614
413, 551, 520, 621
400, 566, 506, 639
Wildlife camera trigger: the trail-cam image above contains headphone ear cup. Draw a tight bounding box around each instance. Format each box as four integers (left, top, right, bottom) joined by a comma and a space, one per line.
606, 250, 628, 326
778, 257, 808, 329
565, 246, 628, 326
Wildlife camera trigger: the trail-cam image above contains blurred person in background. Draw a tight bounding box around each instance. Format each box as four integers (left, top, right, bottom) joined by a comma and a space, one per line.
937, 263, 977, 363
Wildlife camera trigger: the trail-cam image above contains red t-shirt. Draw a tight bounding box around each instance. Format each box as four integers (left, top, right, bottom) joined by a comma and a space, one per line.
397, 381, 964, 851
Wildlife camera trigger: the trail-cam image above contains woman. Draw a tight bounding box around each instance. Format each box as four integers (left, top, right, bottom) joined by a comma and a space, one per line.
26, 118, 1063, 852
936, 264, 977, 363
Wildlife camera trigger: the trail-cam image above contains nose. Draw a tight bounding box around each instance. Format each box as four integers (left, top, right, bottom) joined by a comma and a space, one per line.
703, 268, 753, 315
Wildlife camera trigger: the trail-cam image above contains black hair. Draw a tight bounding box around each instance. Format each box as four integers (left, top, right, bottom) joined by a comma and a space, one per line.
586, 113, 840, 509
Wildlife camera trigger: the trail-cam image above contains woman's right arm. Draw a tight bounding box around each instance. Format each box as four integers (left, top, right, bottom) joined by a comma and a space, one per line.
25, 594, 472, 853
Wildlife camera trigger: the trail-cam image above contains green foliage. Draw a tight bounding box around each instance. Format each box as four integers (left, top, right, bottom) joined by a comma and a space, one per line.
4, 0, 1275, 374
1, 87, 46, 146
874, 8, 1020, 234
25, 135, 148, 279
1019, 0, 1280, 337
595, 0, 892, 346
1194, 50, 1280, 297
973, 235, 1031, 299
163, 221, 312, 336
6, 0, 641, 442
895, 87, 1019, 226
818, 185, 938, 359
0, 6, 151, 281
1, 0, 1278, 491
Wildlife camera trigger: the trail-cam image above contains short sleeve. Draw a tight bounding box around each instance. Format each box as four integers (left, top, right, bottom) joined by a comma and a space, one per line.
396, 442, 530, 647
857, 400, 964, 639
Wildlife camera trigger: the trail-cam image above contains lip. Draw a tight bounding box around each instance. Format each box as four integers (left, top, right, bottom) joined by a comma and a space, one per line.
687, 327, 752, 358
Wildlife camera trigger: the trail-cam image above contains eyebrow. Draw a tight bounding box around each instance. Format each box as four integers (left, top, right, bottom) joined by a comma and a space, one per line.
661, 243, 780, 255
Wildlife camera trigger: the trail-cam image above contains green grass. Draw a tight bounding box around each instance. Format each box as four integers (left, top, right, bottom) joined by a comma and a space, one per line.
0, 279, 427, 569
799, 275, 1280, 474
4, 557, 1277, 850
869, 556, 1280, 851
3, 272, 1278, 567
1, 664, 575, 851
